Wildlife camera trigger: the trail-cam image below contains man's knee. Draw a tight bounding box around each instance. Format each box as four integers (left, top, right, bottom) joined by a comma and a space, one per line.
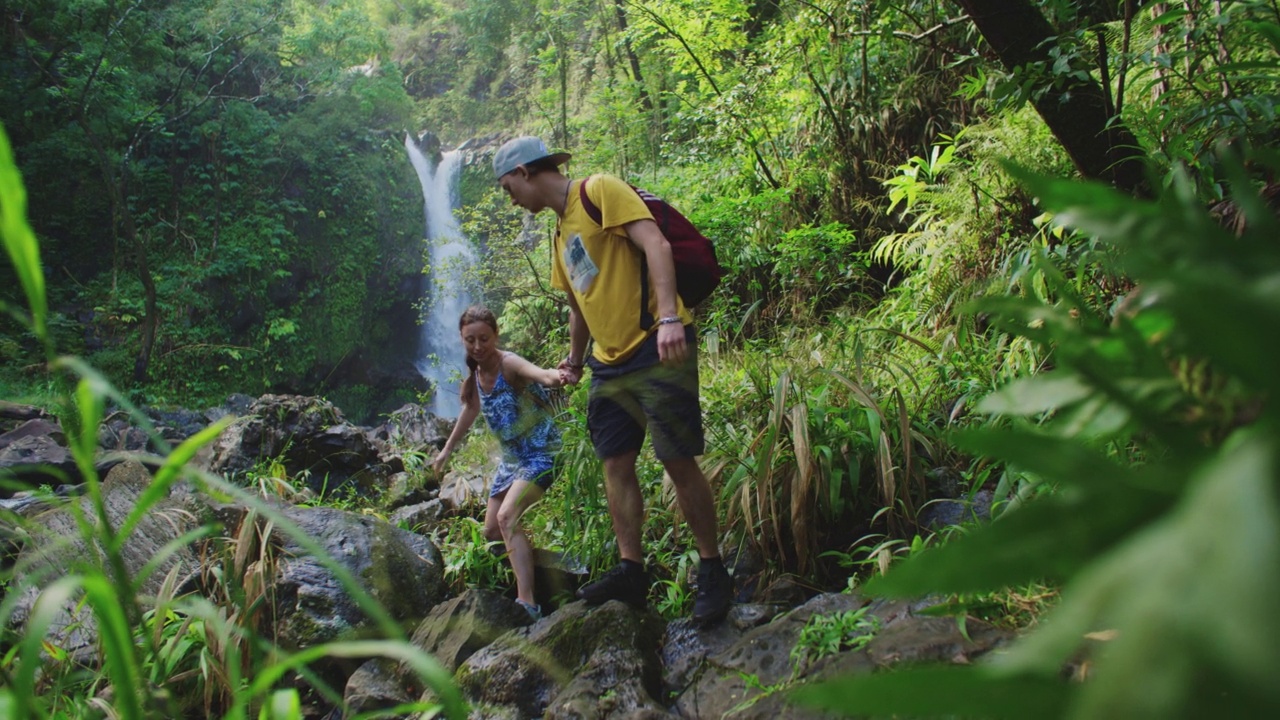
662, 456, 706, 486
602, 451, 640, 477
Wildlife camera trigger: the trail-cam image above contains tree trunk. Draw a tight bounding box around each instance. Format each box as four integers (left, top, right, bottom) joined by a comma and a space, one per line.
614, 0, 653, 113
955, 0, 1147, 195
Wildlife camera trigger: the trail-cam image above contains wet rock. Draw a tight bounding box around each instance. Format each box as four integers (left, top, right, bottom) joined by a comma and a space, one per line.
456, 600, 668, 719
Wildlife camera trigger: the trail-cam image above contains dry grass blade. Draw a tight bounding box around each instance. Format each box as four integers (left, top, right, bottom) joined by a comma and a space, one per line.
149, 564, 185, 651
877, 431, 899, 534
893, 388, 917, 517
789, 402, 815, 574
762, 374, 793, 565
232, 510, 258, 580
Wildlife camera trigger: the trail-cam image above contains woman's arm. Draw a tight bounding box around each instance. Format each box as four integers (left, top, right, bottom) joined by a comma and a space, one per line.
433, 397, 480, 475
503, 352, 563, 389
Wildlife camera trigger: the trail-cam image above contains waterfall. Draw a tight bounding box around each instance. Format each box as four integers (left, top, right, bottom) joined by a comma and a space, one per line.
405, 134, 475, 418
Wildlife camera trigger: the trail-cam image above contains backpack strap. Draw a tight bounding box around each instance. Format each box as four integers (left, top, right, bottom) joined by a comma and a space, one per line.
578, 175, 603, 225
578, 176, 655, 331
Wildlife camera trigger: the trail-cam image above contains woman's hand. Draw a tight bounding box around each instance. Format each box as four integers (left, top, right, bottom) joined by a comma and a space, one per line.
557, 357, 584, 386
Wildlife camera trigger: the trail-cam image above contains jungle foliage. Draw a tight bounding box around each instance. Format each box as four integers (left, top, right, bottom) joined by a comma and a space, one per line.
2, 0, 1279, 717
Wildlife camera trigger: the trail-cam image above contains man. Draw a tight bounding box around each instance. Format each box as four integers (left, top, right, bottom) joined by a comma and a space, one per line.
492, 135, 732, 627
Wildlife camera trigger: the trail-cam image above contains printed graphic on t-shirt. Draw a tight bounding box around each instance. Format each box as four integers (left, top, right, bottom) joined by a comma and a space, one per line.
564, 232, 598, 293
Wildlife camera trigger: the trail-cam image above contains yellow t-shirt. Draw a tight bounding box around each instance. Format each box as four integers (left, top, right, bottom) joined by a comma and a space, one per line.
552, 174, 692, 365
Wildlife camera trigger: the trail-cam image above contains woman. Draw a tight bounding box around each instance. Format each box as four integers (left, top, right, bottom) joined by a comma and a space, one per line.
433, 305, 567, 620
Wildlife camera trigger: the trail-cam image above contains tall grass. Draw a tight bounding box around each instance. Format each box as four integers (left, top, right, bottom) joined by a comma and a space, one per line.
0, 124, 468, 719
793, 150, 1280, 718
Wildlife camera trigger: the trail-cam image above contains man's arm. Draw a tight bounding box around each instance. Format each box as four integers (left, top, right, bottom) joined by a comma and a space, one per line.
623, 218, 686, 365
559, 292, 592, 384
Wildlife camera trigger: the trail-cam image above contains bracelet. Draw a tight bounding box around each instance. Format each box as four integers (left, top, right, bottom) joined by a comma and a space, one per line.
565, 356, 585, 370
656, 316, 683, 326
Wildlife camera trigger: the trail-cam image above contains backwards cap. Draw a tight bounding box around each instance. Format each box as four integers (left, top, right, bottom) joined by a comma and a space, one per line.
493, 136, 572, 179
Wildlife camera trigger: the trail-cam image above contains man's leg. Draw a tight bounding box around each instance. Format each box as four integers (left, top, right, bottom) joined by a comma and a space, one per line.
577, 362, 654, 607
602, 451, 645, 563
664, 456, 732, 627
662, 456, 719, 559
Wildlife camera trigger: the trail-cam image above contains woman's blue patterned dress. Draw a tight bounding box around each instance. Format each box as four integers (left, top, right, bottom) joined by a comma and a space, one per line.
479, 354, 561, 495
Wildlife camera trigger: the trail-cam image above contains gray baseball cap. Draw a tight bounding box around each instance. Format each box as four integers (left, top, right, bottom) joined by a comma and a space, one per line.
493, 136, 572, 179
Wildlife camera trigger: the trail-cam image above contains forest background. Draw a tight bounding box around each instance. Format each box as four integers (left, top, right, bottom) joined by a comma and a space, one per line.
2, 0, 1279, 718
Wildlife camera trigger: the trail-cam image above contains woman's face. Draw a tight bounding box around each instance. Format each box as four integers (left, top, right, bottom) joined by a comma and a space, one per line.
460, 320, 499, 365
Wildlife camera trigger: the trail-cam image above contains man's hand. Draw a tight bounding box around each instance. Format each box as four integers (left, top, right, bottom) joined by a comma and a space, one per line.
656, 321, 687, 365
558, 357, 584, 386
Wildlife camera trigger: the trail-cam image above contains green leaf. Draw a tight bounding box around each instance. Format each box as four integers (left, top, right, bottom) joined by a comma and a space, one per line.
977, 372, 1094, 416
790, 665, 1071, 719
995, 428, 1280, 717
951, 428, 1143, 493
0, 125, 47, 351
83, 573, 144, 719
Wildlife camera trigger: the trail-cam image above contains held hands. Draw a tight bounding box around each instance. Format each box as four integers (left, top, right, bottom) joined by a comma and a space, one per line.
557, 356, 584, 386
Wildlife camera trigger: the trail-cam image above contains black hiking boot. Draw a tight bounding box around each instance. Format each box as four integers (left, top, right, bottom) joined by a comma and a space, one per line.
576, 562, 651, 607
692, 559, 732, 627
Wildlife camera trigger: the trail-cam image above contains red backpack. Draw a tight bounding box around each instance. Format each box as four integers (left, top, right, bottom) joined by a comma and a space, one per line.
578, 176, 723, 308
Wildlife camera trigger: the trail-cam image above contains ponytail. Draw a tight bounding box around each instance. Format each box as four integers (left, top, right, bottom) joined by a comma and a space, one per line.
461, 355, 479, 405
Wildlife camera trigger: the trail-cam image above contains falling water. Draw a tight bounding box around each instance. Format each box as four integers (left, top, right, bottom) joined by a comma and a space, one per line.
405, 134, 475, 418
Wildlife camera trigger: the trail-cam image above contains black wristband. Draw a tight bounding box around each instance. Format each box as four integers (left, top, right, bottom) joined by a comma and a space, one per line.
566, 356, 585, 370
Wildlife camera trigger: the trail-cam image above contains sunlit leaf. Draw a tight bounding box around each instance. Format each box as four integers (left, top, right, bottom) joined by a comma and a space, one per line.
977, 372, 1093, 416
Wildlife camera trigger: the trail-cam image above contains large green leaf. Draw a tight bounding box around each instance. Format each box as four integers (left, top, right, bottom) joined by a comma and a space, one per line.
951, 428, 1147, 494
865, 484, 1166, 597
790, 665, 1071, 719
994, 428, 1280, 719
0, 125, 47, 350
976, 371, 1094, 416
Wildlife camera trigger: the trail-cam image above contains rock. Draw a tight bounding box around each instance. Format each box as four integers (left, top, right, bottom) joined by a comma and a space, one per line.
343, 658, 413, 717
203, 395, 394, 496
455, 600, 668, 719
408, 589, 532, 676
6, 459, 201, 664
438, 468, 488, 512
0, 401, 51, 425
389, 499, 447, 533
919, 489, 993, 530
271, 505, 449, 652
0, 418, 77, 496
672, 593, 1015, 719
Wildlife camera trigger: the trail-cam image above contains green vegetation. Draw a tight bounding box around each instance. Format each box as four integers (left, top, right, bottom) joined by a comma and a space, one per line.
3, 0, 1279, 717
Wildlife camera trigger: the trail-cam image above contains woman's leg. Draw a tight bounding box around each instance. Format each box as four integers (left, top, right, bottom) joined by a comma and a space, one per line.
483, 493, 505, 544
496, 478, 546, 606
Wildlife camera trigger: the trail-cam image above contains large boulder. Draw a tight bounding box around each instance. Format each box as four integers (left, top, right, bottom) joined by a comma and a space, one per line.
204, 395, 393, 495
455, 600, 670, 719
672, 593, 1014, 719
0, 419, 77, 495
343, 588, 531, 716
6, 459, 201, 663
269, 505, 450, 651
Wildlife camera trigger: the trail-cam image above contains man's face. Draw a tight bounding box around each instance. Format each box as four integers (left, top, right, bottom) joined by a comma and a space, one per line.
498, 167, 535, 211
